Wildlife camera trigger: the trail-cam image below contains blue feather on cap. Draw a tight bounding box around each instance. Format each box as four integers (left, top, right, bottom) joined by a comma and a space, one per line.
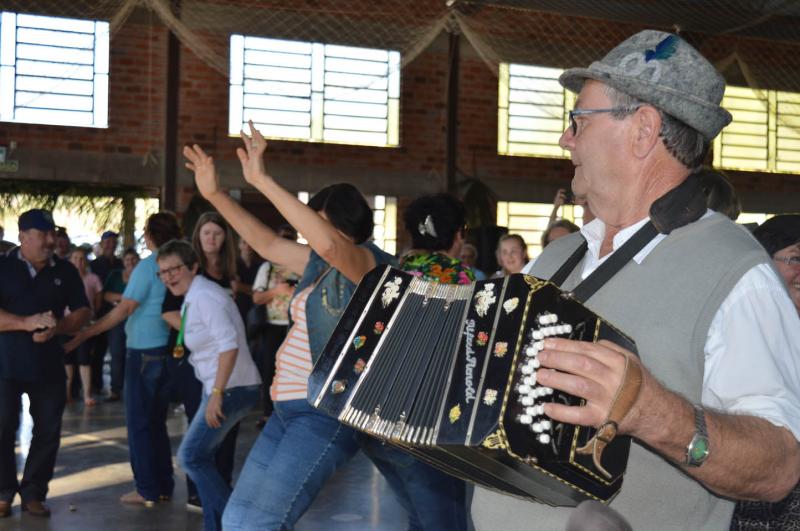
644, 34, 679, 62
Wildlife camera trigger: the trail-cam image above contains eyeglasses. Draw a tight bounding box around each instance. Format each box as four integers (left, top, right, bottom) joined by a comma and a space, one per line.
773, 255, 800, 266
157, 263, 186, 279
568, 106, 641, 136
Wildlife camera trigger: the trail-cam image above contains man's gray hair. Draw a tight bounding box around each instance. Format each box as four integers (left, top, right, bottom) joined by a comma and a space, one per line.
605, 86, 709, 171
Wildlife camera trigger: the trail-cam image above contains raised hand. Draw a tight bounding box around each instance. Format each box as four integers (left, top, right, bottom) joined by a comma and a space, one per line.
553, 188, 569, 208
183, 144, 220, 199
236, 120, 270, 186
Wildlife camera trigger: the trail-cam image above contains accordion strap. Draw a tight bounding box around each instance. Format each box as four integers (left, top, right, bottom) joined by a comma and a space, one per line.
576, 351, 643, 479
549, 221, 659, 302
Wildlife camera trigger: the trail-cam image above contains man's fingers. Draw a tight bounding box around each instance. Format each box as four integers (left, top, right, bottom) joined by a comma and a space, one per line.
543, 402, 599, 427
539, 344, 615, 383
537, 367, 606, 403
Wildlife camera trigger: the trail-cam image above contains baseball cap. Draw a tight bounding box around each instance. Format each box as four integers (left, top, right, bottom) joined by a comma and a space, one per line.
18, 209, 56, 232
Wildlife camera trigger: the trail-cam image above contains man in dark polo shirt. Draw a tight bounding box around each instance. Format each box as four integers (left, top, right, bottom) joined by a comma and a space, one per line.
0, 209, 90, 518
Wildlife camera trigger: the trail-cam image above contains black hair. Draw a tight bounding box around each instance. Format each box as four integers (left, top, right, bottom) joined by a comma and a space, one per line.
404, 193, 466, 251
145, 211, 182, 248
307, 183, 374, 244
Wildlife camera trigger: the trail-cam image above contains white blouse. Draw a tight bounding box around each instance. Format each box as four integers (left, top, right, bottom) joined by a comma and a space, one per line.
182, 274, 261, 395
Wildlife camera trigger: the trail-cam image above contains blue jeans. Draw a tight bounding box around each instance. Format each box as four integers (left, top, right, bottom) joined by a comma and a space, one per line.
178, 385, 258, 531
107, 320, 127, 394
360, 435, 467, 531
221, 399, 360, 530
124, 346, 173, 501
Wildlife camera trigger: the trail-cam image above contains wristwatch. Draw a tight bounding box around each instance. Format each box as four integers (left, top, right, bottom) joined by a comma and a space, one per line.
685, 404, 710, 467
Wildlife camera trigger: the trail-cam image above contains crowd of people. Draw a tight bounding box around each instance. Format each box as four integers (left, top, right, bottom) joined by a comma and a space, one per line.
0, 28, 798, 531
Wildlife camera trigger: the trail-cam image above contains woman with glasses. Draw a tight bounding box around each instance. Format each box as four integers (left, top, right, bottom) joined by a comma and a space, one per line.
157, 239, 260, 531
64, 212, 182, 506
183, 122, 395, 530
161, 211, 242, 513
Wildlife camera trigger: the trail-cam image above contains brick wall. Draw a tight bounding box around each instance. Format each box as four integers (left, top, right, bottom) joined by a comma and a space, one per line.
2, 6, 797, 222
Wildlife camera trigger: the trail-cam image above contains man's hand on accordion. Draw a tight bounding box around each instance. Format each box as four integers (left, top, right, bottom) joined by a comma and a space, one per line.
537, 338, 643, 434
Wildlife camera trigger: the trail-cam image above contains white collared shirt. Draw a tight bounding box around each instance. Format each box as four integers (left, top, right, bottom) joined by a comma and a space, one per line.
182, 275, 261, 395
523, 212, 800, 439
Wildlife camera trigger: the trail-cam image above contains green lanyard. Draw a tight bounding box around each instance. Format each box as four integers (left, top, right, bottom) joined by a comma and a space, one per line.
173, 304, 188, 359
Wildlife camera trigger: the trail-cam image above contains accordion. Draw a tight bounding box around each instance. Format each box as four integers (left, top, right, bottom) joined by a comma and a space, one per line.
309, 266, 637, 506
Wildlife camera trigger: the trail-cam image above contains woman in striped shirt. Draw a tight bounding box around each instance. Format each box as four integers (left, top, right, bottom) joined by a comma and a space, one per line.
183, 122, 395, 530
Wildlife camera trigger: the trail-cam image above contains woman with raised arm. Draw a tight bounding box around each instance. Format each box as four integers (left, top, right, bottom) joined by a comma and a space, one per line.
183, 122, 396, 530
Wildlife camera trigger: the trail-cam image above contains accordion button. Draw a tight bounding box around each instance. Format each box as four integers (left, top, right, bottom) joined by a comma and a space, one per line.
517, 384, 532, 394
331, 380, 347, 394
532, 422, 543, 433
531, 359, 540, 369
535, 405, 546, 415
517, 414, 533, 424
563, 324, 573, 334
548, 314, 559, 324
532, 330, 544, 340
525, 407, 538, 416
538, 315, 549, 325
534, 341, 545, 350
525, 347, 536, 357
541, 420, 552, 430
538, 433, 551, 444
520, 396, 535, 406
521, 365, 533, 375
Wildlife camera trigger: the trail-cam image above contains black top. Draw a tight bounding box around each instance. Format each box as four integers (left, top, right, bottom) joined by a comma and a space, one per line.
235, 256, 263, 320
0, 249, 89, 382
90, 255, 123, 284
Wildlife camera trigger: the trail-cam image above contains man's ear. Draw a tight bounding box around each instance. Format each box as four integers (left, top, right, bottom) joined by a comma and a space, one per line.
632, 106, 662, 158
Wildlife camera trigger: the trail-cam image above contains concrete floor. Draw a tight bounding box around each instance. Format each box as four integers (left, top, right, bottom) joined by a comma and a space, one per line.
0, 397, 408, 531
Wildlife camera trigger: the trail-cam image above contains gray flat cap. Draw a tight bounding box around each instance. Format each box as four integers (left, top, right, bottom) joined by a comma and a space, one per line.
560, 30, 732, 140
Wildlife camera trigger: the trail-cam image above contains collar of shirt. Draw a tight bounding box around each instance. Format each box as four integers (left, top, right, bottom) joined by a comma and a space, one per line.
578, 210, 713, 280
15, 248, 55, 278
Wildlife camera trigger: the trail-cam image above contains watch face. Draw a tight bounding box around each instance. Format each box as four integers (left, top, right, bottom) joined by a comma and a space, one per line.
689, 436, 710, 463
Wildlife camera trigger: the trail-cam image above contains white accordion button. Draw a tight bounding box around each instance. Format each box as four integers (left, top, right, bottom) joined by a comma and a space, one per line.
517, 414, 533, 425
535, 404, 545, 416
538, 315, 549, 325
525, 347, 537, 357
521, 365, 533, 375
532, 422, 543, 433
532, 330, 544, 340
520, 396, 534, 406
517, 384, 532, 394
534, 341, 544, 350
538, 433, 551, 444
541, 420, 552, 430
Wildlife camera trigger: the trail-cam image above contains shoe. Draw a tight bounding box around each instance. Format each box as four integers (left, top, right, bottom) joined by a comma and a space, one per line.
0, 500, 11, 518
84, 397, 97, 407
119, 490, 156, 508
21, 500, 50, 517
106, 392, 121, 402
186, 496, 203, 514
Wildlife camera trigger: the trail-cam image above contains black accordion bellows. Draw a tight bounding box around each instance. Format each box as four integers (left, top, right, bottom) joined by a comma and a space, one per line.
309, 266, 637, 506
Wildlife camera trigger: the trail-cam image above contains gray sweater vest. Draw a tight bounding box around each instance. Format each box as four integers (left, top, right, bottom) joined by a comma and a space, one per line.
472, 213, 770, 531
